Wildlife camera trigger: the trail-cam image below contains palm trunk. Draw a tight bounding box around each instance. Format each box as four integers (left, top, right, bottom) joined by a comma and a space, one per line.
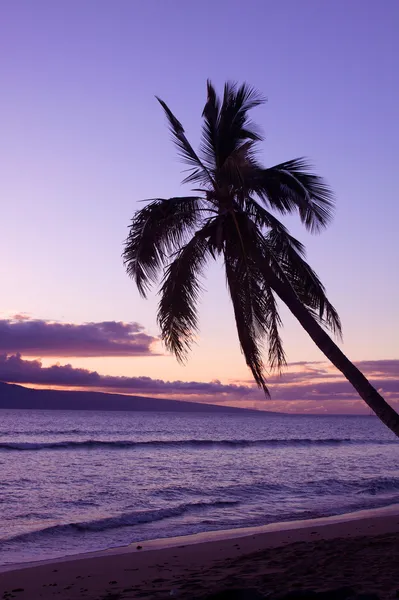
269, 274, 399, 437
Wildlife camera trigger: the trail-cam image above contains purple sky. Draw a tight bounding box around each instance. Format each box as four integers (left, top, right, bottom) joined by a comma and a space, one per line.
1, 0, 398, 412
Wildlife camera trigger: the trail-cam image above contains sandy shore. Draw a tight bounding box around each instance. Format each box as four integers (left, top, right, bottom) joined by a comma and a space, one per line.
1, 506, 399, 600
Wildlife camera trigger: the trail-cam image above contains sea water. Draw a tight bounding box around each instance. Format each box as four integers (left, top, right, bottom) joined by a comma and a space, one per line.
0, 409, 398, 566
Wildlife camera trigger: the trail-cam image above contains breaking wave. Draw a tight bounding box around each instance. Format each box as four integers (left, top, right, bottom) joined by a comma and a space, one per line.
0, 437, 396, 451
1, 500, 239, 543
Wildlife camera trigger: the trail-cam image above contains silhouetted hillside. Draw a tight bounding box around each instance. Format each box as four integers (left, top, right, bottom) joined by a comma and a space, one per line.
0, 381, 270, 413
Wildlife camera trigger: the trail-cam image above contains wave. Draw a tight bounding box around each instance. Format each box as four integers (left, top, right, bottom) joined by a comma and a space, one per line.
1, 500, 239, 544
356, 476, 399, 495
287, 475, 399, 498
152, 475, 399, 504
0, 429, 84, 437
0, 437, 397, 451
153, 480, 290, 501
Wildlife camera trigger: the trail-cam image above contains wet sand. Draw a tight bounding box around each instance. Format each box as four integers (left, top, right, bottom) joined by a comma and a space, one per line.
1, 506, 399, 600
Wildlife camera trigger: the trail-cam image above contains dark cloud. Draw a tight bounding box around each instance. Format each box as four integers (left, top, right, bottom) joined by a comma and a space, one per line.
0, 318, 158, 357
0, 354, 254, 398
0, 355, 398, 410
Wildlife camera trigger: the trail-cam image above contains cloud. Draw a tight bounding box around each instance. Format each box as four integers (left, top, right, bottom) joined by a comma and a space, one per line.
0, 317, 158, 357
231, 364, 335, 386
0, 355, 398, 413
0, 354, 254, 398
355, 360, 399, 378
270, 379, 399, 401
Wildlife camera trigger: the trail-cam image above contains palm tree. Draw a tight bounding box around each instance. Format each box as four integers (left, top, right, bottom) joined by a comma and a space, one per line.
123, 81, 399, 437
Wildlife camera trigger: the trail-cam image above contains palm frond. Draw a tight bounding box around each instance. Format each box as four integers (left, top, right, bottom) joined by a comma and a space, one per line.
245, 198, 304, 255
123, 197, 202, 297
157, 221, 217, 361
200, 80, 220, 170
265, 228, 342, 336
225, 211, 287, 373
263, 286, 286, 370
222, 213, 274, 395
216, 82, 265, 169
224, 255, 269, 396
156, 97, 212, 185
249, 158, 334, 232
220, 141, 263, 196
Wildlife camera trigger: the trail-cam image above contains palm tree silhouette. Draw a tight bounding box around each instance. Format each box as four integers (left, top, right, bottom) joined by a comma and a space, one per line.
123, 81, 399, 437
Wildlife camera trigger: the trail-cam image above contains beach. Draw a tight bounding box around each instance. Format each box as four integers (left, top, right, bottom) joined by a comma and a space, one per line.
2, 412, 398, 598
2, 1, 399, 597
1, 506, 399, 600
2, 411, 398, 568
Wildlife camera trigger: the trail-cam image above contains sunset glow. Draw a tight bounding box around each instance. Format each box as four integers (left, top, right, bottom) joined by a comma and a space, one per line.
1, 0, 398, 414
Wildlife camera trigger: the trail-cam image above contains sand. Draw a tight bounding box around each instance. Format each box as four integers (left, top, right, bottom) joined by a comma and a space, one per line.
1, 506, 399, 600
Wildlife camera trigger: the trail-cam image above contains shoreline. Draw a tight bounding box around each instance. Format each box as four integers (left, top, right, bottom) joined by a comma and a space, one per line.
1, 504, 399, 599
2, 502, 399, 574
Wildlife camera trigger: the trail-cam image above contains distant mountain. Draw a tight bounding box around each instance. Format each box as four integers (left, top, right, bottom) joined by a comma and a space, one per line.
0, 381, 267, 413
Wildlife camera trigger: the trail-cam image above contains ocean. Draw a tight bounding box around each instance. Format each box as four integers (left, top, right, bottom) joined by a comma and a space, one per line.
0, 409, 398, 567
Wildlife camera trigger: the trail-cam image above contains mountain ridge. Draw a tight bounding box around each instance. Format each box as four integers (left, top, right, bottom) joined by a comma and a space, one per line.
0, 381, 277, 414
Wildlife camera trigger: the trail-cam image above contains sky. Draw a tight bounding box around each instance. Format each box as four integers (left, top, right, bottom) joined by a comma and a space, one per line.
1, 0, 398, 414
